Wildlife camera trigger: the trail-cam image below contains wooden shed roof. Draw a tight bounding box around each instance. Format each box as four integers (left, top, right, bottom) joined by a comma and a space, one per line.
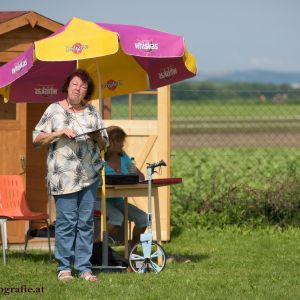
0, 11, 62, 35
0, 11, 63, 63
0, 11, 29, 23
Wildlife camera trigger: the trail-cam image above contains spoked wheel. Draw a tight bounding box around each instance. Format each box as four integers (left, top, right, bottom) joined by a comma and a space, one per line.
129, 241, 166, 273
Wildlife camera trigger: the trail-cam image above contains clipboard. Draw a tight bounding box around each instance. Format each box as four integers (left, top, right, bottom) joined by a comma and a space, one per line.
74, 127, 107, 139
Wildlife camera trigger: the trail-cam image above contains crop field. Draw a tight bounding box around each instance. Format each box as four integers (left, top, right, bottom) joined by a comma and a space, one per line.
170, 147, 300, 190
169, 147, 300, 229
110, 99, 300, 148
169, 102, 300, 135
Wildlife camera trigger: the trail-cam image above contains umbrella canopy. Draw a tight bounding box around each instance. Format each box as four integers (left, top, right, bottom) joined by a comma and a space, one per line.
0, 17, 197, 103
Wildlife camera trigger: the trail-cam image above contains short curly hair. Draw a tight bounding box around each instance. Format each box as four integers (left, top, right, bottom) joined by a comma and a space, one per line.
61, 69, 95, 100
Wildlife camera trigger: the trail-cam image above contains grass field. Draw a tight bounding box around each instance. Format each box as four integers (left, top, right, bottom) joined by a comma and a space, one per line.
0, 227, 299, 299
110, 99, 300, 119
1, 99, 299, 298
110, 100, 300, 139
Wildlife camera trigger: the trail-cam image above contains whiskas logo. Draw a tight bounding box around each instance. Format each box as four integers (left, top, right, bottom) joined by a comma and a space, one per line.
66, 43, 89, 54
11, 59, 27, 74
134, 40, 158, 52
102, 80, 122, 91
35, 85, 58, 97
158, 66, 178, 80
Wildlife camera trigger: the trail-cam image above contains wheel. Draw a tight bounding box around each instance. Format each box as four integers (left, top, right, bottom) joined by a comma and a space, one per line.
129, 241, 166, 273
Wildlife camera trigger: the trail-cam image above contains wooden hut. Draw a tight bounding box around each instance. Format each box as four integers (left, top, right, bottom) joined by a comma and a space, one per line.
0, 11, 171, 244
0, 11, 62, 243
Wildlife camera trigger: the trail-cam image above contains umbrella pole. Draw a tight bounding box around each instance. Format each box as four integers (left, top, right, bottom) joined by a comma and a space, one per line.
91, 61, 126, 272
93, 151, 126, 272
95, 59, 103, 114
101, 149, 108, 267
96, 60, 108, 266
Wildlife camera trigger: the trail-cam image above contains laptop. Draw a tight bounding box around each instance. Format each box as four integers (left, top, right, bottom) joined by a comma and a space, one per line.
105, 175, 139, 185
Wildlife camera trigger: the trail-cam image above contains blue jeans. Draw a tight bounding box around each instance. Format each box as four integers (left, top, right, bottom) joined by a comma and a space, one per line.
54, 180, 99, 274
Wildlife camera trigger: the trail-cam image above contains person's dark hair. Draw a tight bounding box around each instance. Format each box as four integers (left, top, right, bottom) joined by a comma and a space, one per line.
61, 69, 95, 100
105, 126, 127, 160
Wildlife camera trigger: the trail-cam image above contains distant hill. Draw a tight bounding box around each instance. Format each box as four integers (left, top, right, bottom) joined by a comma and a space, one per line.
203, 70, 300, 86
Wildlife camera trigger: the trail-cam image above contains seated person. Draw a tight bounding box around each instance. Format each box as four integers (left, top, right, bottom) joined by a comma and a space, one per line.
94, 126, 147, 247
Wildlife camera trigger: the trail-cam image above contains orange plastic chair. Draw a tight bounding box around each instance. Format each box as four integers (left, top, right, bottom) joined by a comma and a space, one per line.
0, 175, 51, 265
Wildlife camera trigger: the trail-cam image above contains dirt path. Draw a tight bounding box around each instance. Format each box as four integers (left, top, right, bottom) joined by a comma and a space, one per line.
171, 132, 300, 148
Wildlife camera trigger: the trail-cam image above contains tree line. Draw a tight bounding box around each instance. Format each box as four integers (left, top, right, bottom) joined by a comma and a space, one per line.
171, 80, 300, 102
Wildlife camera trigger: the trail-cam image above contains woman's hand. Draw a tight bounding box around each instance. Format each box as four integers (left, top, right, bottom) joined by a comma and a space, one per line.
55, 128, 76, 139
33, 128, 76, 147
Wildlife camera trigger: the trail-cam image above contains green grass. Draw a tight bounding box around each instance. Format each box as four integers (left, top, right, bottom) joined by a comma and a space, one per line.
0, 227, 300, 299
108, 98, 300, 135
170, 101, 300, 118
110, 99, 300, 120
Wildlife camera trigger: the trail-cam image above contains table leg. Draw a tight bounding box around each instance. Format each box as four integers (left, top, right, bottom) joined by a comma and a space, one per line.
153, 189, 163, 265
124, 197, 129, 259
100, 214, 103, 242
153, 189, 161, 244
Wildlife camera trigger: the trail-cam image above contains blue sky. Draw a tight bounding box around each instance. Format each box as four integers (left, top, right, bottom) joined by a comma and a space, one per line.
1, 0, 299, 77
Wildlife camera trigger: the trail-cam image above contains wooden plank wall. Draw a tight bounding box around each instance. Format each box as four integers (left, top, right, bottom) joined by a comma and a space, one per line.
0, 104, 27, 243
0, 102, 50, 243
0, 25, 52, 62
0, 12, 62, 243
26, 103, 49, 214
102, 86, 171, 241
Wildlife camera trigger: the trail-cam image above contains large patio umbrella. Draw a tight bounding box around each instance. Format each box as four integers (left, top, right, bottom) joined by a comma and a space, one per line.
0, 17, 197, 269
0, 17, 197, 103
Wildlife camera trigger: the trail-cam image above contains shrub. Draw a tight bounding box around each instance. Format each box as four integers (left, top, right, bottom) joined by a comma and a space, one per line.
170, 148, 300, 232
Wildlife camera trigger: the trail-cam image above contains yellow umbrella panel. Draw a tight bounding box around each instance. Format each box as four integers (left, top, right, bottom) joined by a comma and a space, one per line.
35, 17, 119, 61
79, 47, 149, 99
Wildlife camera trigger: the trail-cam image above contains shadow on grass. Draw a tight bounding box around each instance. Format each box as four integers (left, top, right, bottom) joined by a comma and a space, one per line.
6, 251, 54, 263
166, 252, 209, 264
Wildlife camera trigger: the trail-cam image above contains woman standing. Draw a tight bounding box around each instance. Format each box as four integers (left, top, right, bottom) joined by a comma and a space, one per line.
33, 69, 107, 282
